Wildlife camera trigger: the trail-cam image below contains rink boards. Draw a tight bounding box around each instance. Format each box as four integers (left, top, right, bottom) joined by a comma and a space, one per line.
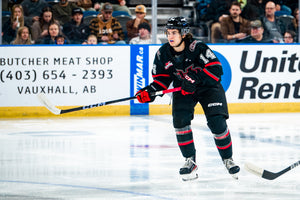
0, 44, 299, 118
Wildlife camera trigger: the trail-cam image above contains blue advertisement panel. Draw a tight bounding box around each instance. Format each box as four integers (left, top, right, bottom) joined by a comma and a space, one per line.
130, 45, 149, 115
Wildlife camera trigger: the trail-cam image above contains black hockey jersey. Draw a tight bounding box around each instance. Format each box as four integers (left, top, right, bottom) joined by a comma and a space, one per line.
150, 38, 223, 92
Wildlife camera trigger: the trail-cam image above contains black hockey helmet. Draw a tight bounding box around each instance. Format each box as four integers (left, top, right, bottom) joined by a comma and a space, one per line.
166, 16, 190, 35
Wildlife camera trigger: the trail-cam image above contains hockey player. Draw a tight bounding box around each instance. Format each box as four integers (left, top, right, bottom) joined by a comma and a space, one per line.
135, 16, 240, 181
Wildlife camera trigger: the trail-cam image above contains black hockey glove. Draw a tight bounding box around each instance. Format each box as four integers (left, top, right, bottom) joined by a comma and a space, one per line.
135, 85, 156, 103
181, 72, 201, 95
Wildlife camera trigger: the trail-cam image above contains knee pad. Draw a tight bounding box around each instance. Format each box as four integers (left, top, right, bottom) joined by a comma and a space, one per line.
207, 115, 227, 134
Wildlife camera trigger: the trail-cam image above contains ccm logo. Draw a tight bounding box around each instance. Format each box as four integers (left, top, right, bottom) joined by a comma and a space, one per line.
184, 74, 195, 83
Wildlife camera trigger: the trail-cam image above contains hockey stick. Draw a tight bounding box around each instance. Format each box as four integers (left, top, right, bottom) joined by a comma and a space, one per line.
37, 87, 181, 115
244, 160, 300, 180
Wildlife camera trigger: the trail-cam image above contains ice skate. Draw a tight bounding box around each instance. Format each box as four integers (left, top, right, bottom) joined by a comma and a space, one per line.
179, 156, 198, 181
223, 158, 240, 179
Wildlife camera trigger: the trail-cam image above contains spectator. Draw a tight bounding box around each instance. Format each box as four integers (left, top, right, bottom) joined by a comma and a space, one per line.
261, 1, 284, 43
221, 1, 251, 42
237, 20, 273, 43
36, 21, 67, 44
283, 30, 296, 43
55, 34, 69, 44
82, 34, 98, 44
241, 0, 266, 21
92, 0, 131, 15
76, 0, 94, 11
292, 8, 299, 34
126, 4, 150, 41
89, 2, 125, 44
195, 0, 212, 22
21, 0, 49, 27
273, 0, 292, 16
2, 4, 27, 44
52, 0, 79, 26
205, 0, 231, 43
31, 7, 60, 42
11, 26, 34, 45
63, 8, 90, 44
129, 22, 161, 44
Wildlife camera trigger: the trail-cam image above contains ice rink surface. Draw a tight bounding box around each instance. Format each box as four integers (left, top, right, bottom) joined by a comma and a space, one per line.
0, 113, 299, 200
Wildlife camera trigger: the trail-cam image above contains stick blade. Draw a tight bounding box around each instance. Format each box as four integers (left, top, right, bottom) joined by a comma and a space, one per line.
37, 94, 61, 115
244, 162, 264, 177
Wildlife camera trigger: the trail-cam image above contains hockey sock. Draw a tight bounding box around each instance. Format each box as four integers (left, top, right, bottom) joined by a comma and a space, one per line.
213, 127, 232, 159
175, 125, 196, 158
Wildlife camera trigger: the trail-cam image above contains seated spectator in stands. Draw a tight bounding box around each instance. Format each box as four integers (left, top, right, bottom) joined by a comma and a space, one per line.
237, 20, 274, 43
195, 0, 211, 22
129, 22, 161, 44
63, 8, 90, 44
52, 0, 79, 26
283, 30, 296, 43
89, 2, 125, 44
11, 26, 34, 45
2, 4, 27, 44
205, 0, 231, 43
76, 0, 94, 11
126, 4, 150, 41
273, 0, 292, 16
92, 0, 131, 15
241, 0, 265, 21
82, 34, 98, 44
221, 1, 251, 43
31, 7, 60, 42
36, 21, 67, 44
21, 0, 49, 27
292, 8, 299, 33
261, 1, 284, 43
55, 34, 70, 44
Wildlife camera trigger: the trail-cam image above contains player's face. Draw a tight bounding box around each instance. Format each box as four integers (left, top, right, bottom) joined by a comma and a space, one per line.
166, 29, 182, 47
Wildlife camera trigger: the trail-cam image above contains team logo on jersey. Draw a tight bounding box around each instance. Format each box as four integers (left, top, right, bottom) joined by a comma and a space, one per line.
164, 61, 173, 69
189, 40, 200, 52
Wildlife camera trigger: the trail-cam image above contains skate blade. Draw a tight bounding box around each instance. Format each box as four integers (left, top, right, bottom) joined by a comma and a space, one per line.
230, 173, 239, 180
181, 170, 198, 181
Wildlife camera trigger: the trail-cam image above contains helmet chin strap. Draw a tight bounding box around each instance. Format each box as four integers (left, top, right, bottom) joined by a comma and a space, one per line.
175, 38, 184, 47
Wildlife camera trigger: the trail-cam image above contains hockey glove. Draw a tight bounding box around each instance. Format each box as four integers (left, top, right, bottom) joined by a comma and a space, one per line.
135, 86, 156, 103
181, 72, 201, 95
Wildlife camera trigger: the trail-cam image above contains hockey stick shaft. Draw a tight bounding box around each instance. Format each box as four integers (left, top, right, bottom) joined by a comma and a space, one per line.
38, 87, 181, 115
245, 160, 300, 180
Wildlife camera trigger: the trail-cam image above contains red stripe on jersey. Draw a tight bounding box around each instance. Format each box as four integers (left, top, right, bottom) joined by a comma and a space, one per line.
215, 130, 229, 140
217, 141, 232, 150
176, 129, 192, 134
205, 61, 221, 68
152, 74, 170, 78
178, 140, 194, 146
203, 68, 219, 81
153, 80, 168, 89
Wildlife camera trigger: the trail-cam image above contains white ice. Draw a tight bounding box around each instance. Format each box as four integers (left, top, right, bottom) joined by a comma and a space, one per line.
0, 113, 299, 200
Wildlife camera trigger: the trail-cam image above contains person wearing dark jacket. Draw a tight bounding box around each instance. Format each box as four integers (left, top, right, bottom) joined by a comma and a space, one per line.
63, 8, 90, 44
135, 17, 240, 181
21, 0, 49, 26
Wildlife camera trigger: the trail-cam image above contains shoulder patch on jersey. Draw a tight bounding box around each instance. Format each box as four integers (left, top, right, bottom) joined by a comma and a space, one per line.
189, 40, 201, 52
157, 50, 161, 60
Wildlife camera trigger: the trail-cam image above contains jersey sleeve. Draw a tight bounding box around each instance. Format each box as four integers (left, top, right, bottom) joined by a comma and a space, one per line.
197, 43, 223, 86
150, 48, 173, 91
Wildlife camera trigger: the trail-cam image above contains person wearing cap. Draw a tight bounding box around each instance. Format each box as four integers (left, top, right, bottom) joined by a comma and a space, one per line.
129, 22, 161, 44
62, 7, 90, 44
52, 0, 79, 25
89, 2, 126, 44
126, 4, 151, 41
237, 19, 273, 43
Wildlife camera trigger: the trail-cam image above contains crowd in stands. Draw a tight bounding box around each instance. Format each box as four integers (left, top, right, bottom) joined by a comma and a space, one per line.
1, 0, 299, 45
